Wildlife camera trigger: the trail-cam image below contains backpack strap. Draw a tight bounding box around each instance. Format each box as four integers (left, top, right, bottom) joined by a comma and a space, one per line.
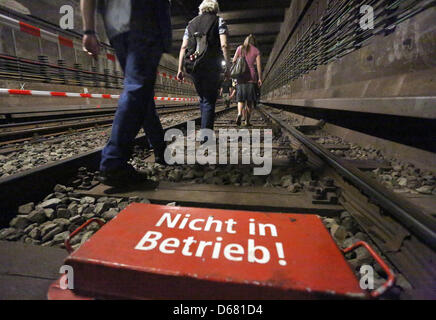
187, 14, 218, 40
205, 15, 219, 38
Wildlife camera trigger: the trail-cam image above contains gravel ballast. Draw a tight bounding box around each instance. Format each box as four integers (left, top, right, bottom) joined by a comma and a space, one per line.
0, 111, 202, 177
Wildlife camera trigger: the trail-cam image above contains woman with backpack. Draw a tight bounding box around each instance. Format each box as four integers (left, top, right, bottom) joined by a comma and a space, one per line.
176, 0, 229, 142
233, 34, 262, 127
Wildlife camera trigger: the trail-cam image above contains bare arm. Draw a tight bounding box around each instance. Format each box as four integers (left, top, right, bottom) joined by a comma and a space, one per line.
80, 0, 99, 58
256, 54, 263, 86
220, 34, 229, 65
81, 0, 97, 31
177, 38, 188, 80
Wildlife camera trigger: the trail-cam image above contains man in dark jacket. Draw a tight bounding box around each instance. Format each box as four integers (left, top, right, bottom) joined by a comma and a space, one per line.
81, 0, 171, 187
177, 0, 229, 140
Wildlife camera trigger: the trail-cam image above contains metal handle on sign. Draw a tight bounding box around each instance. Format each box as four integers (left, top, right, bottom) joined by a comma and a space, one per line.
343, 241, 395, 298
64, 218, 105, 254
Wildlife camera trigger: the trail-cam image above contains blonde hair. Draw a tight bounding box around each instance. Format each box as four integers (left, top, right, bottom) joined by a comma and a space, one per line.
242, 34, 256, 54
199, 0, 220, 15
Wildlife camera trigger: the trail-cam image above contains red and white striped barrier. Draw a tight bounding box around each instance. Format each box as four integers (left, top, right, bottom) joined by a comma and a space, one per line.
154, 96, 198, 102
0, 88, 199, 102
157, 71, 194, 86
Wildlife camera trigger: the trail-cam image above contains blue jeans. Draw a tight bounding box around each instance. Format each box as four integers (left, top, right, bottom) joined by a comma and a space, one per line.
192, 70, 221, 132
100, 31, 165, 172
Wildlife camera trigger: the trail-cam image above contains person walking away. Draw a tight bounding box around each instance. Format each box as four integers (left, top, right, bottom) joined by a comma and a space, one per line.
233, 34, 262, 126
220, 76, 235, 108
177, 0, 229, 141
81, 0, 172, 187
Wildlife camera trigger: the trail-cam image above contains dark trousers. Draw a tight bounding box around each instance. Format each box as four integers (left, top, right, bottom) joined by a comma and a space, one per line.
192, 69, 221, 131
100, 31, 165, 172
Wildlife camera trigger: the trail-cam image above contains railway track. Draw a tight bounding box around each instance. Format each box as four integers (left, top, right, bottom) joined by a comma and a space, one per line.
257, 105, 436, 299
0, 105, 434, 299
0, 104, 202, 145
0, 107, 214, 179
0, 106, 231, 222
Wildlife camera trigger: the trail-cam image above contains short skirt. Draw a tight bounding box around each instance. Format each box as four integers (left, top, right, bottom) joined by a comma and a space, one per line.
236, 83, 257, 102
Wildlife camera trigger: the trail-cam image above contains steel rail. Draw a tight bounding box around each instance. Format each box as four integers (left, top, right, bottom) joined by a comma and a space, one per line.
1, 104, 199, 125
1, 104, 199, 121
0, 118, 114, 143
0, 106, 234, 226
0, 106, 200, 143
258, 105, 436, 250
0, 113, 116, 129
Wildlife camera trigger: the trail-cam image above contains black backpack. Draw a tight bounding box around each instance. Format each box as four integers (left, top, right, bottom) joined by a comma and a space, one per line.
184, 14, 220, 74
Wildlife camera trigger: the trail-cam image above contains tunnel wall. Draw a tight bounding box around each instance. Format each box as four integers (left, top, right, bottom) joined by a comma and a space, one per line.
262, 0, 436, 120
0, 6, 197, 115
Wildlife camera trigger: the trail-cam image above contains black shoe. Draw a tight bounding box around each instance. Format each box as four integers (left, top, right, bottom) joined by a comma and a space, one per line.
236, 115, 242, 126
98, 165, 157, 188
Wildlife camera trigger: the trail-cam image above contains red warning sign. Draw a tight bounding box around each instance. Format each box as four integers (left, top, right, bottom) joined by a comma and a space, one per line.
63, 204, 364, 299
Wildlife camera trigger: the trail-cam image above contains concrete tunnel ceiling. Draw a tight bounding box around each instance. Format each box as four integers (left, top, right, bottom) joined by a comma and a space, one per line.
171, 0, 292, 68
